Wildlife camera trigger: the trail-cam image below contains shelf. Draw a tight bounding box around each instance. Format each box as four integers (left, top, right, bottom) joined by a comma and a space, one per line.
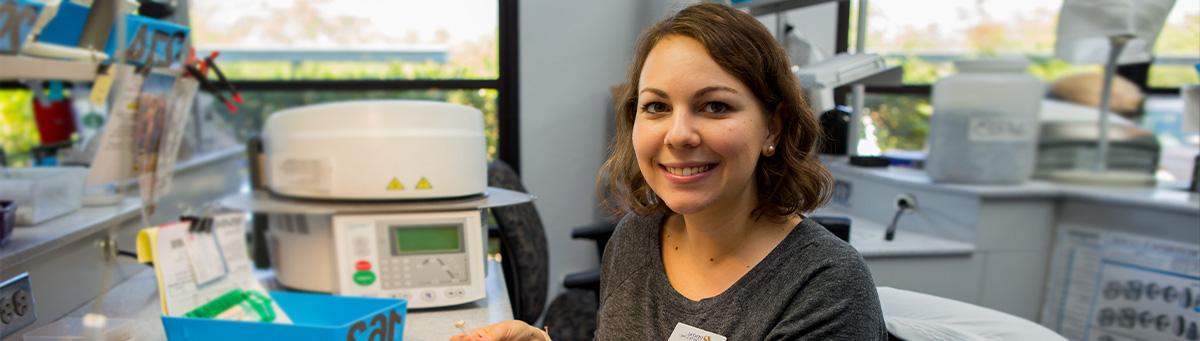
730, 0, 843, 16
0, 147, 244, 269
0, 54, 101, 82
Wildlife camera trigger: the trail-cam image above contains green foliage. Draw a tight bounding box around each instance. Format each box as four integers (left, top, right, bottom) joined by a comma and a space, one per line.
0, 90, 37, 167
865, 94, 932, 151
212, 59, 502, 161
217, 60, 494, 81
217, 88, 500, 161
1149, 64, 1200, 88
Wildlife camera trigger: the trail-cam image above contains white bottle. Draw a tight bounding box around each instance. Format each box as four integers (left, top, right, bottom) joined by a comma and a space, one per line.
926, 58, 1045, 185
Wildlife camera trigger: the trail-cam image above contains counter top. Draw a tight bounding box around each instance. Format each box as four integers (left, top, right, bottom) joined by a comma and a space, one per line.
1055, 183, 1200, 215
824, 160, 1199, 216
0, 147, 245, 269
0, 197, 142, 269
816, 210, 976, 258
38, 261, 512, 340
825, 161, 1062, 199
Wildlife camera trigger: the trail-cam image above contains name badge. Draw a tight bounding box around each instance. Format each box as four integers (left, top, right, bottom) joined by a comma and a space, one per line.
668, 322, 727, 341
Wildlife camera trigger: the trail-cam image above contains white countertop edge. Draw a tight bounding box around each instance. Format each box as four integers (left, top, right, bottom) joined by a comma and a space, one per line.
825, 161, 1062, 199
818, 210, 978, 258
824, 161, 1199, 216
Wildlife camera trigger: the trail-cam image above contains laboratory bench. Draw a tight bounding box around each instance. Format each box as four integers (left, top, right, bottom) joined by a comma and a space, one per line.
820, 159, 1199, 337
0, 147, 245, 340
1, 144, 518, 340
21, 261, 512, 340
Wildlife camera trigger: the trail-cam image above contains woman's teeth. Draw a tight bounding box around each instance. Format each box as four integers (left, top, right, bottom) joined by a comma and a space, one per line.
666, 165, 713, 176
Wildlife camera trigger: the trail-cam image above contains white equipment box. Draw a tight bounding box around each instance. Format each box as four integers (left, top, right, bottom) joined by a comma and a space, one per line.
263, 101, 487, 200
268, 210, 486, 309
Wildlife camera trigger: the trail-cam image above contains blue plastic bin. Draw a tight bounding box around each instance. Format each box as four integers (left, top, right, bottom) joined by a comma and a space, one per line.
0, 0, 44, 54
31, 1, 89, 47
35, 1, 188, 66
162, 291, 407, 341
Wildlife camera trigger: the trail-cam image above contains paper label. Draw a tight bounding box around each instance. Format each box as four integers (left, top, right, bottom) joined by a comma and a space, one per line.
272, 157, 332, 195
90, 66, 116, 105
86, 66, 144, 186
967, 117, 1036, 142
152, 77, 200, 200
1041, 227, 1200, 340
668, 322, 727, 341
153, 213, 292, 323
184, 230, 227, 285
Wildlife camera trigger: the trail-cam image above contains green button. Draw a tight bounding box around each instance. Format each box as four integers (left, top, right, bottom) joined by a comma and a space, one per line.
353, 271, 376, 286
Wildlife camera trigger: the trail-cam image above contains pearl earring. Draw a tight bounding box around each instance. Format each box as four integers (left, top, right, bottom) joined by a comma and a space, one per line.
766, 145, 775, 155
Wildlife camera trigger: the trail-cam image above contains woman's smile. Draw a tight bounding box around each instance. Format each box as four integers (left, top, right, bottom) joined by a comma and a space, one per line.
659, 162, 719, 184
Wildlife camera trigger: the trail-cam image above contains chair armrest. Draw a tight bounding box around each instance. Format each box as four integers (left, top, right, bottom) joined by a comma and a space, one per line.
810, 215, 851, 242
563, 269, 601, 292
571, 221, 616, 241
572, 221, 617, 259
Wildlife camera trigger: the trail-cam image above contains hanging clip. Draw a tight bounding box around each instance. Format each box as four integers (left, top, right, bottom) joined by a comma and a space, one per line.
181, 215, 214, 233
204, 53, 243, 110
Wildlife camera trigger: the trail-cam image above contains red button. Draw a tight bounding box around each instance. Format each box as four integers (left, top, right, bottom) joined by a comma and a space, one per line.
355, 260, 371, 271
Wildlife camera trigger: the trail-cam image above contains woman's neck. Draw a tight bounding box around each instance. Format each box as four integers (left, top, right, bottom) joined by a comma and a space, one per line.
664, 187, 795, 262
659, 189, 801, 300
669, 201, 757, 260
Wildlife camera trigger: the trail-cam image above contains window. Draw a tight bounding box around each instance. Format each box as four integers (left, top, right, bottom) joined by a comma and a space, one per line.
190, 0, 518, 167
217, 89, 500, 158
190, 0, 498, 81
1148, 1, 1200, 89
847, 0, 1198, 152
1, 1, 518, 169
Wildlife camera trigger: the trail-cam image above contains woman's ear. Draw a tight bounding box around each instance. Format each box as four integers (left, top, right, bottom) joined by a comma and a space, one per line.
770, 105, 786, 142
763, 105, 784, 156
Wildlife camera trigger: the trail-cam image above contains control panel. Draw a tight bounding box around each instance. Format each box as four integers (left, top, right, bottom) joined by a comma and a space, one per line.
332, 210, 485, 309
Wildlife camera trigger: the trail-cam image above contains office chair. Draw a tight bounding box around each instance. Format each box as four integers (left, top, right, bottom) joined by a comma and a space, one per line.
486, 160, 550, 324
542, 220, 615, 341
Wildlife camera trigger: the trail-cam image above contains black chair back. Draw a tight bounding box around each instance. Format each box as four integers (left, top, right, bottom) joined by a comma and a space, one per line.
487, 161, 549, 324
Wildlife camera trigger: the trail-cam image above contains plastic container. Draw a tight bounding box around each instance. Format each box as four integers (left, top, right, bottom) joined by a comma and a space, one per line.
30, 1, 187, 65
0, 167, 87, 225
925, 59, 1045, 184
161, 291, 407, 341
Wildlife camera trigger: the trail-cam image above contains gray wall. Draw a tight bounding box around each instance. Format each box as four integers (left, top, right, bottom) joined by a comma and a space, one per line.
518, 0, 641, 308
518, 0, 837, 312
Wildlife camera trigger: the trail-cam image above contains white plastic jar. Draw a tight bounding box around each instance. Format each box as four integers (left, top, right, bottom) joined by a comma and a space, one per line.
925, 59, 1045, 184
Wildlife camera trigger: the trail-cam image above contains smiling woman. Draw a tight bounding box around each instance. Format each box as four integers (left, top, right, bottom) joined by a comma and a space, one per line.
588, 4, 884, 340
452, 3, 885, 341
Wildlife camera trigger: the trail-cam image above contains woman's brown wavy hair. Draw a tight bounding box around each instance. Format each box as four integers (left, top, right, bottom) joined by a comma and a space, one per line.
597, 3, 833, 220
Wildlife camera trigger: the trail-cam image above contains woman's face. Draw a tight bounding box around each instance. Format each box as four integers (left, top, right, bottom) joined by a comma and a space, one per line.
633, 35, 776, 215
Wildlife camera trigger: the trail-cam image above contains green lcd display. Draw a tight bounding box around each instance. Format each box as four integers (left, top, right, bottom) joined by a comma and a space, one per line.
391, 225, 461, 254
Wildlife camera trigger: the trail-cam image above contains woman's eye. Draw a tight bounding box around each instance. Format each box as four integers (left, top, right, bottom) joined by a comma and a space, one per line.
641, 102, 668, 114
702, 102, 730, 114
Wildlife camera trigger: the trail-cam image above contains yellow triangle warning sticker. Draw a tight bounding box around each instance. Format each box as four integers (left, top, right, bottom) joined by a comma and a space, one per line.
386, 177, 405, 191
415, 177, 433, 190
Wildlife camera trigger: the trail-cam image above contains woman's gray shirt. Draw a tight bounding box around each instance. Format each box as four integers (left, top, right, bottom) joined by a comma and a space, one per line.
594, 212, 887, 340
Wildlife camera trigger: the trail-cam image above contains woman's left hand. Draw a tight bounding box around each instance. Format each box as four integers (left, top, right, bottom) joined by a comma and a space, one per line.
449, 320, 550, 341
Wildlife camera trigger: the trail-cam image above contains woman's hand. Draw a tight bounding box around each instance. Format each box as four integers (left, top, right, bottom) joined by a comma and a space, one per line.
449, 320, 550, 341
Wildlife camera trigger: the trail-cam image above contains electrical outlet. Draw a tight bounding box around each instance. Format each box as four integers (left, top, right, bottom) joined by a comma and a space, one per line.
0, 273, 36, 338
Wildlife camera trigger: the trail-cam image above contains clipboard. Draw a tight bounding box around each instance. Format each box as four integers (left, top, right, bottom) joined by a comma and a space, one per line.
136, 212, 291, 323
